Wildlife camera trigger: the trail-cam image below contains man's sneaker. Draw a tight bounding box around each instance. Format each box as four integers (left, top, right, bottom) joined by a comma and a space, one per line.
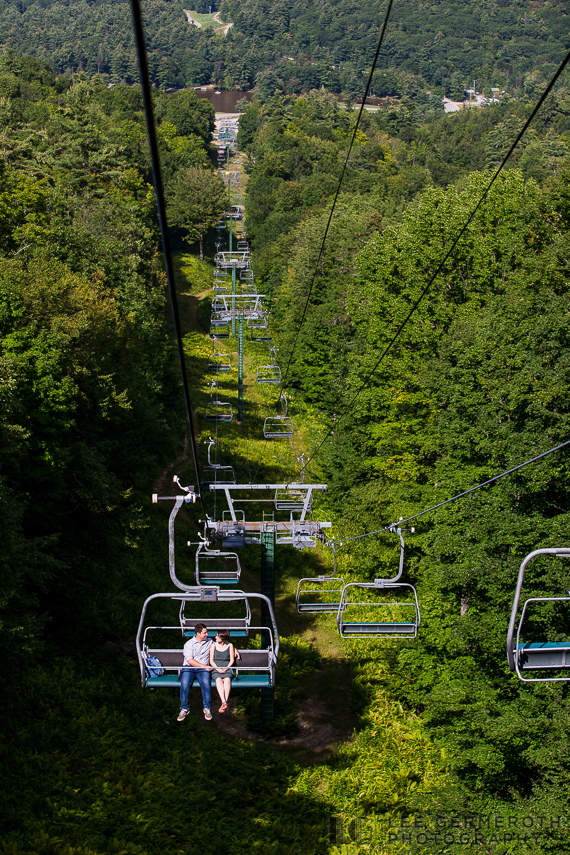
203, 708, 212, 721
177, 709, 189, 722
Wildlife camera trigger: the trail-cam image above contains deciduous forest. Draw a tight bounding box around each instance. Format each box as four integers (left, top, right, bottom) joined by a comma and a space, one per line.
2, 2, 570, 854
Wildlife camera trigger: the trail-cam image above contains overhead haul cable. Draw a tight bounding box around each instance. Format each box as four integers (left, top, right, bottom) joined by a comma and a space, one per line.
130, 0, 207, 517
304, 46, 570, 469
327, 437, 570, 548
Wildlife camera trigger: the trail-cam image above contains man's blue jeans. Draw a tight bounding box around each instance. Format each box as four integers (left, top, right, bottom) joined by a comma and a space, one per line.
180, 667, 211, 711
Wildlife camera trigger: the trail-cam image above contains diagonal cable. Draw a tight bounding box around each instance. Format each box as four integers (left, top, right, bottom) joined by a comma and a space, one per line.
130, 0, 207, 516
328, 437, 570, 548
276, 0, 395, 398
304, 47, 570, 469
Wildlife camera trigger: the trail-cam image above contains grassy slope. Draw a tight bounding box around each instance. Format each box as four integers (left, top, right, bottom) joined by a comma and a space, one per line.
184, 10, 228, 28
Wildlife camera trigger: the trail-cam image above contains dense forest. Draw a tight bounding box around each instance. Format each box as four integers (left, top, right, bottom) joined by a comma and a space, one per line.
0, 0, 569, 98
3, 0, 570, 851
237, 77, 570, 849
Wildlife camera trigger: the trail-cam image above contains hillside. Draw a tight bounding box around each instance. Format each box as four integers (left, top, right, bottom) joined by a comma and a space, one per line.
0, 0, 568, 97
2, 7, 570, 851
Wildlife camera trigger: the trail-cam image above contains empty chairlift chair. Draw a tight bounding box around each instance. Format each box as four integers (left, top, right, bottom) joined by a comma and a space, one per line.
257, 347, 281, 384
200, 436, 236, 490
201, 466, 236, 489
213, 273, 228, 294
209, 321, 230, 340
263, 395, 293, 439
211, 297, 230, 316
195, 540, 241, 585
263, 417, 293, 439
256, 365, 281, 384
241, 282, 258, 295
137, 590, 279, 689
207, 350, 231, 373
336, 528, 421, 638
204, 381, 233, 423
296, 545, 345, 613
221, 511, 246, 550
276, 513, 319, 550
507, 547, 570, 682
248, 313, 272, 343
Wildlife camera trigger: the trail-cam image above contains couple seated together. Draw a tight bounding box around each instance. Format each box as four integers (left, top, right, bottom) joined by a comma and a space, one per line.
177, 623, 238, 722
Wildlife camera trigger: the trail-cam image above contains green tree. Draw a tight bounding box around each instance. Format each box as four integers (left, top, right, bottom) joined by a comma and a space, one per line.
167, 166, 227, 259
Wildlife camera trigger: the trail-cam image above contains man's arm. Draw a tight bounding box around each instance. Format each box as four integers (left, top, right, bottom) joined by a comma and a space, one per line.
183, 640, 212, 669
185, 657, 212, 669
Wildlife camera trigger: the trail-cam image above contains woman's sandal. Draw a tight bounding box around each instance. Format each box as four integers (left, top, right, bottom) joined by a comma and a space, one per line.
219, 703, 228, 713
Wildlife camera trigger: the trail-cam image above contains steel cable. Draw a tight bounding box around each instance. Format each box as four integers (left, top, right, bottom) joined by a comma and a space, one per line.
304, 46, 570, 469
328, 438, 570, 548
276, 0, 395, 399
130, 0, 207, 516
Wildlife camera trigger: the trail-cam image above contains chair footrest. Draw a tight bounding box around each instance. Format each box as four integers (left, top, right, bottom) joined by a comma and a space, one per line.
146, 674, 273, 688
341, 622, 416, 634
518, 642, 570, 669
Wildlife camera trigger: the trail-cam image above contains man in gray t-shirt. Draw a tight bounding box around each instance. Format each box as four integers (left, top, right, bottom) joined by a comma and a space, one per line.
178, 623, 213, 722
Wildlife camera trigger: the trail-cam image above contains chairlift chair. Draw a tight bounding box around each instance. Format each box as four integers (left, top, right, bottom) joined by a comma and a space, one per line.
195, 541, 241, 585
209, 322, 230, 340
263, 394, 293, 438
241, 283, 258, 295
221, 511, 246, 550
204, 402, 233, 423
207, 351, 231, 373
296, 545, 345, 613
263, 415, 293, 438
256, 347, 280, 384
250, 328, 272, 343
137, 590, 279, 689
201, 466, 236, 489
200, 437, 236, 490
247, 313, 268, 330
507, 547, 570, 682
335, 527, 420, 638
274, 486, 310, 512
337, 581, 420, 638
179, 595, 250, 637
210, 313, 230, 327
257, 364, 282, 384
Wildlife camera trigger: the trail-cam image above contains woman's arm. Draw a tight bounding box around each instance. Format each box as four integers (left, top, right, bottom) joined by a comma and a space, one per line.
209, 644, 216, 667
228, 644, 235, 667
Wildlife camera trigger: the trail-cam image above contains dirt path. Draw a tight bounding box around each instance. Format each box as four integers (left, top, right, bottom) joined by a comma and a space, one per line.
212, 10, 233, 33
183, 9, 202, 27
